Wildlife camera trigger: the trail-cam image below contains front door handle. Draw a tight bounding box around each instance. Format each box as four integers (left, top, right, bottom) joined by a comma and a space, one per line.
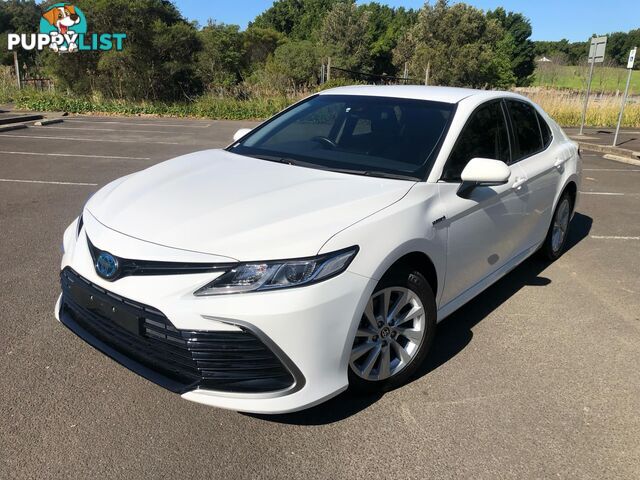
512, 177, 527, 190
554, 157, 568, 169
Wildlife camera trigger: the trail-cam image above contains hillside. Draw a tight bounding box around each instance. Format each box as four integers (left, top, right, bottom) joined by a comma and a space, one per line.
534, 64, 640, 95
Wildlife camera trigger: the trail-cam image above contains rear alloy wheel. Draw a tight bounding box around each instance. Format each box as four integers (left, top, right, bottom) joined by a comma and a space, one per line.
541, 193, 573, 261
349, 270, 436, 393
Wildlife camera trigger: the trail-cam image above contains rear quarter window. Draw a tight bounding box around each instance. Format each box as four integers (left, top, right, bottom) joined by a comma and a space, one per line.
507, 100, 543, 160
536, 111, 553, 148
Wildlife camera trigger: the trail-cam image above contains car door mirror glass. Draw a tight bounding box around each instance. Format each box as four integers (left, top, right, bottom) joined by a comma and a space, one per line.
233, 128, 252, 142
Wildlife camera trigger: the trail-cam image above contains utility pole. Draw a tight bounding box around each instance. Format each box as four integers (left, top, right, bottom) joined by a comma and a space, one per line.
327, 57, 331, 82
425, 62, 430, 86
403, 62, 408, 84
13, 51, 21, 89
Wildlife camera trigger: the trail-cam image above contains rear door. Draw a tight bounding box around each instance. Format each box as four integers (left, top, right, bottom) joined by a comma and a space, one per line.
505, 100, 564, 248
438, 100, 528, 308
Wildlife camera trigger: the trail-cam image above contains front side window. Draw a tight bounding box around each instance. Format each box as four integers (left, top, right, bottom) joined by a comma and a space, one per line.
228, 95, 455, 180
442, 101, 510, 182
507, 100, 544, 160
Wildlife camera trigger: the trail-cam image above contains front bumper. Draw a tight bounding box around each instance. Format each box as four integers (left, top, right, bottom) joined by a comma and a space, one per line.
56, 220, 375, 413
59, 267, 303, 395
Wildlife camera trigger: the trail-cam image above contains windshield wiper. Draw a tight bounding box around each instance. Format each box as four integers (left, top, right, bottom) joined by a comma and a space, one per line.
249, 154, 418, 181
323, 167, 419, 181
249, 154, 302, 166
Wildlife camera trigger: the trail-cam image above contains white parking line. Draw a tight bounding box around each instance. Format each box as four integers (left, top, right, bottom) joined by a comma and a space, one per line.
38, 125, 195, 135
590, 235, 640, 240
65, 119, 212, 128
0, 178, 97, 186
579, 191, 625, 196
0, 150, 151, 160
0, 133, 181, 145
583, 168, 640, 172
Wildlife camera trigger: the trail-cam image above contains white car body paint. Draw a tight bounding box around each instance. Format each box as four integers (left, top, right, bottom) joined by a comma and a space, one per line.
56, 86, 581, 413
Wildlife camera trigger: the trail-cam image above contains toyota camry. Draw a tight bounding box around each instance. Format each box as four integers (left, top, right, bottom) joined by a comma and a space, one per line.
55, 85, 581, 413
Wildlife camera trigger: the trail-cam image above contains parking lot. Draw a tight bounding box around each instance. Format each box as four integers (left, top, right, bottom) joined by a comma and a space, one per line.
1, 115, 639, 479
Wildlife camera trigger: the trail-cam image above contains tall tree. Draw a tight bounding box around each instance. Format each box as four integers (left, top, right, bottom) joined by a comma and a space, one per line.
264, 39, 320, 87
197, 21, 244, 88
251, 0, 348, 40
359, 3, 418, 75
534, 39, 588, 65
487, 7, 535, 85
394, 0, 515, 88
42, 0, 201, 100
0, 0, 41, 71
319, 1, 372, 73
242, 26, 285, 73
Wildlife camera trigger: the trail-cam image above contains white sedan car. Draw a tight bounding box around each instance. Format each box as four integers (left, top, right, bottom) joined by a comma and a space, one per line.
56, 86, 581, 413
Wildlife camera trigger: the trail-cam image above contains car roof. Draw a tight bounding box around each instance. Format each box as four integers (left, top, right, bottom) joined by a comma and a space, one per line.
318, 85, 519, 104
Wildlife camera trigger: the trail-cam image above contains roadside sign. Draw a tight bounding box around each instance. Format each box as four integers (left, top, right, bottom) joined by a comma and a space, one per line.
588, 36, 607, 63
627, 47, 637, 69
580, 35, 608, 135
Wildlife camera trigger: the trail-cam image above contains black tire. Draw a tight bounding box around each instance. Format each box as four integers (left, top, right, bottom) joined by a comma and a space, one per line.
540, 191, 573, 261
348, 268, 437, 393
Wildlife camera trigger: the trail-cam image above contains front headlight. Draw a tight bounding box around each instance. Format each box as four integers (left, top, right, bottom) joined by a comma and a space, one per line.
194, 246, 358, 296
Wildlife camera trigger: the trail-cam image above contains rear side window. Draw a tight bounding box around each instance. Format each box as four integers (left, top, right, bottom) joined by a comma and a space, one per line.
537, 111, 552, 148
507, 100, 543, 160
442, 101, 510, 182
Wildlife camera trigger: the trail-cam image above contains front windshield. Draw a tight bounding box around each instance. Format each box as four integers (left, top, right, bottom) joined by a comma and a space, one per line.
228, 94, 455, 180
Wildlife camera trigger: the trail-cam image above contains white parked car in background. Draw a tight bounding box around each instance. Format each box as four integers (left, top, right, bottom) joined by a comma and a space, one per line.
56, 86, 581, 413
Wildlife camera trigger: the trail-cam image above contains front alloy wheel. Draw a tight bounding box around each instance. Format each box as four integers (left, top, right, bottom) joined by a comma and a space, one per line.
349, 269, 436, 392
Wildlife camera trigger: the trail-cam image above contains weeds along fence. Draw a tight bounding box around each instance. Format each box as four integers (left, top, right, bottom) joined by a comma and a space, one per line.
3, 64, 640, 127
324, 65, 424, 85
517, 87, 640, 128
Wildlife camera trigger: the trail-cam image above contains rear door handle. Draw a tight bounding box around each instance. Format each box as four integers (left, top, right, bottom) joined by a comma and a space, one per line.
512, 177, 527, 190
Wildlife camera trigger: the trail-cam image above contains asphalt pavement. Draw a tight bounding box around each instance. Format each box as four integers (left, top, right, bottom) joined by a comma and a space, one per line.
565, 126, 640, 153
1, 115, 639, 479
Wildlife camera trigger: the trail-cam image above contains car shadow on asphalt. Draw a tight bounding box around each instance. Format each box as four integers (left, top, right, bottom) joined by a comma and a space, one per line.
247, 212, 593, 426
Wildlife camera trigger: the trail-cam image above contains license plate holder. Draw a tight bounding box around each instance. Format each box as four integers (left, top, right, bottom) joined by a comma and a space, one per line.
68, 282, 142, 335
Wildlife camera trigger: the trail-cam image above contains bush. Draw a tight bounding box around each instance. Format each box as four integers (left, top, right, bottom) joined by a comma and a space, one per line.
10, 89, 294, 120
8, 86, 640, 128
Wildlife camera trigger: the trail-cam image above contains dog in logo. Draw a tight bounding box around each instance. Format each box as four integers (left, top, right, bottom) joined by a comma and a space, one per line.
41, 5, 80, 52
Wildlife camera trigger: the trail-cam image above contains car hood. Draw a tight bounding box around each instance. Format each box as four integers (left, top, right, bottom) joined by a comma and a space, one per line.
86, 149, 415, 260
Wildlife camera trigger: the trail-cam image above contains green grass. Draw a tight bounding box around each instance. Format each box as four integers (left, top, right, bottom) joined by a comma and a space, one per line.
9, 89, 293, 120
5, 84, 640, 128
533, 64, 640, 95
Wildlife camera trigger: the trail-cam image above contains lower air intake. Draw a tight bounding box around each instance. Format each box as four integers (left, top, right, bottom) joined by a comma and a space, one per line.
59, 268, 298, 394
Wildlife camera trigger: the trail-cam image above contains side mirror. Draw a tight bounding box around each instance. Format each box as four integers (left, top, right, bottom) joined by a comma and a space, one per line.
458, 158, 511, 198
233, 128, 252, 142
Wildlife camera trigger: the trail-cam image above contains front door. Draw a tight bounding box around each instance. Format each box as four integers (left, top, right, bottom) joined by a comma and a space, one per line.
437, 100, 529, 308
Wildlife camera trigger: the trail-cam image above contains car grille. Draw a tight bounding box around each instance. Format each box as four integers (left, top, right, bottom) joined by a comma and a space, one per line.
59, 268, 297, 394
87, 237, 237, 281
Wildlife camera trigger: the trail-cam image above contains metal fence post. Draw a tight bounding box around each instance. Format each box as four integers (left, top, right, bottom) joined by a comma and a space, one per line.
13, 51, 21, 89
613, 47, 636, 146
579, 58, 595, 136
